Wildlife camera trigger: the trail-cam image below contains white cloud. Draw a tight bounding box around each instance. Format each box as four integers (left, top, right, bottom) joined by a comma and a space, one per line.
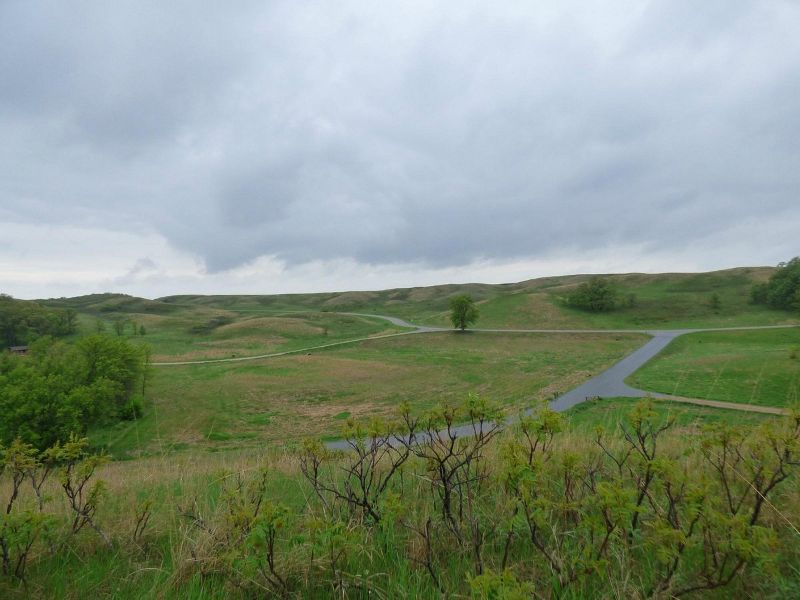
1, 1, 798, 298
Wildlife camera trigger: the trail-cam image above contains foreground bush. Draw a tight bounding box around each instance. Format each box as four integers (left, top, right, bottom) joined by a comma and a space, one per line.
2, 398, 800, 598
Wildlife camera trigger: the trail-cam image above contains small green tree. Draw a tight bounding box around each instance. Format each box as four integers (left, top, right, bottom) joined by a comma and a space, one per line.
113, 318, 126, 337
708, 292, 721, 311
138, 324, 146, 336
449, 295, 479, 331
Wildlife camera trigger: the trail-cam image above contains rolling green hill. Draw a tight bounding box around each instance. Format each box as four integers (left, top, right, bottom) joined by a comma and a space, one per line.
157, 266, 797, 329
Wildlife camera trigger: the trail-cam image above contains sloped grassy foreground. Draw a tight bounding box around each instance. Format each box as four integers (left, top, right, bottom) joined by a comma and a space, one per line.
3, 398, 800, 599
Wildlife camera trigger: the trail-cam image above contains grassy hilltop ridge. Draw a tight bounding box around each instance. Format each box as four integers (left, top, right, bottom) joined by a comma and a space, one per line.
41, 266, 790, 331
157, 266, 792, 329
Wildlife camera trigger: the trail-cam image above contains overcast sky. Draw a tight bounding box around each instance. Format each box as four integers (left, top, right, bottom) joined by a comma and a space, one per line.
1, 1, 798, 300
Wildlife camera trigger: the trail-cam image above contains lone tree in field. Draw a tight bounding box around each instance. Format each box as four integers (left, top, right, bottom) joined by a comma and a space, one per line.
449, 294, 479, 331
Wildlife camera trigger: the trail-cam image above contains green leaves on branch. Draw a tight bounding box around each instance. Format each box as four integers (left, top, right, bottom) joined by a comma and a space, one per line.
1, 435, 108, 582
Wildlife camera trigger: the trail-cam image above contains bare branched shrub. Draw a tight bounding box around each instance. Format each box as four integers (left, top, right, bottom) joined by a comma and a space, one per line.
300, 411, 414, 523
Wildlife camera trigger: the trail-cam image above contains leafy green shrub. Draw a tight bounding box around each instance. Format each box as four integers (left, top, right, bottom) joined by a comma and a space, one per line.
1, 436, 107, 583
566, 277, 617, 312
751, 257, 800, 310
188, 316, 235, 335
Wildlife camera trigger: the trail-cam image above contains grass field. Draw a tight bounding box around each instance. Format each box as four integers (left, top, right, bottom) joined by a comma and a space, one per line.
627, 328, 800, 407
40, 268, 798, 458
138, 312, 406, 362
91, 331, 647, 458
566, 396, 778, 431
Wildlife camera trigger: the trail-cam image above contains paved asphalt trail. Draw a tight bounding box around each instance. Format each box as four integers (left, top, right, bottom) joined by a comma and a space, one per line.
345, 315, 795, 413
152, 311, 796, 446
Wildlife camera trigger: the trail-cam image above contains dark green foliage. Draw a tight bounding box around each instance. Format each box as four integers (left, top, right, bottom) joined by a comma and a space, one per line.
566, 277, 617, 312
709, 292, 721, 310
751, 282, 768, 304
0, 295, 77, 347
449, 295, 479, 330
751, 257, 800, 311
188, 315, 235, 335
0, 336, 147, 449
113, 318, 126, 336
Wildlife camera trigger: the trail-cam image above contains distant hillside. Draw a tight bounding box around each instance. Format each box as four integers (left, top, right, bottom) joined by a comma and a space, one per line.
41, 293, 181, 315
158, 266, 790, 329
38, 266, 796, 332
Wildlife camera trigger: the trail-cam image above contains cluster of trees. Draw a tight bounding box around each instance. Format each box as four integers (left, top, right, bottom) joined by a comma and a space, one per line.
107, 317, 146, 336
751, 257, 800, 311
565, 277, 618, 312
0, 295, 77, 347
0, 335, 149, 449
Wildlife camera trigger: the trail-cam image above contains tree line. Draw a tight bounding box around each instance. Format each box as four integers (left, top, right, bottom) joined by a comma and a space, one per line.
751, 256, 800, 311
0, 335, 149, 450
0, 295, 77, 347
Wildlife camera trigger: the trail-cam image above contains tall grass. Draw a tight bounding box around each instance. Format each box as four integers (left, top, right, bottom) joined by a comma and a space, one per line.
3, 398, 800, 598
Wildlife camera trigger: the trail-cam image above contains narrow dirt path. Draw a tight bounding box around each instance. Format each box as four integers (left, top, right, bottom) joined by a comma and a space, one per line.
152, 330, 420, 366
641, 394, 788, 415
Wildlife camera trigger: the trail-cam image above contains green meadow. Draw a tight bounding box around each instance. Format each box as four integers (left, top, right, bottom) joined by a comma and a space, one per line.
92, 330, 646, 458
628, 328, 800, 407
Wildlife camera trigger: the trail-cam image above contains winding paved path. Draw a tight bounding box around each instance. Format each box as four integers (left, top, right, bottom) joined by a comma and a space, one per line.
153, 311, 796, 418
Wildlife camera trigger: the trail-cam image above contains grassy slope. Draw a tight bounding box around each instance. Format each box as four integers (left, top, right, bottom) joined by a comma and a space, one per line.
628, 328, 800, 407
7, 399, 796, 600
566, 396, 777, 431
39, 267, 799, 345
93, 331, 647, 458
42, 294, 407, 362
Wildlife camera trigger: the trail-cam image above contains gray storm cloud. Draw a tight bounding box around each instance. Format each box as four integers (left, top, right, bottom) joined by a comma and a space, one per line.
1, 0, 798, 274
